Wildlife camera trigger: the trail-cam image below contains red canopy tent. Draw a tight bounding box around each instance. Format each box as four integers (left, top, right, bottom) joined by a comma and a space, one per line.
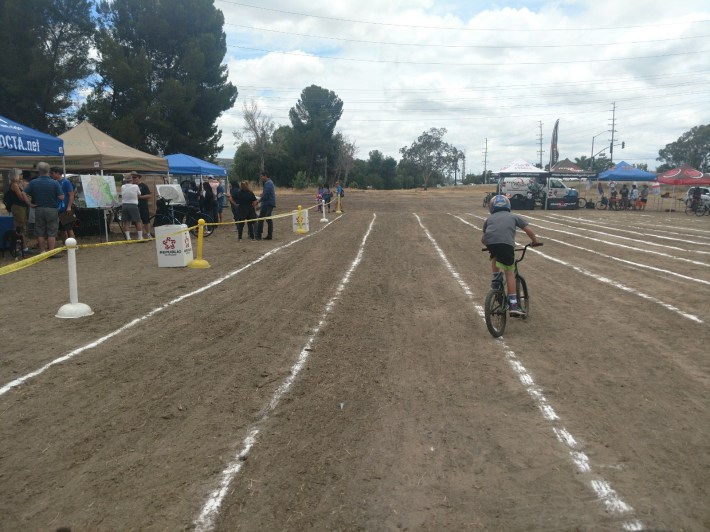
657, 164, 710, 185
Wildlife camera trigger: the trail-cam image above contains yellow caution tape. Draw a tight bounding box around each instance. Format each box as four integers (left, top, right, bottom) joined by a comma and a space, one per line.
0, 247, 66, 276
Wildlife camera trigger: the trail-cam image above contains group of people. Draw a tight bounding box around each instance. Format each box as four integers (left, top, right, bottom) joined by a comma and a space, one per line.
227, 171, 276, 241
5, 161, 76, 255
315, 181, 344, 213
120, 171, 153, 240
597, 180, 649, 210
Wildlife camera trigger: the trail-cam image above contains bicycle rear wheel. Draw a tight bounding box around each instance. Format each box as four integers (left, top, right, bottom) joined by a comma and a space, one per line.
484, 289, 507, 338
516, 275, 529, 319
149, 213, 173, 229
596, 199, 608, 210
578, 198, 587, 208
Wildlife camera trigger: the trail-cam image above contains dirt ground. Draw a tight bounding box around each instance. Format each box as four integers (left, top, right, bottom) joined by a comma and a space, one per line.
0, 187, 708, 531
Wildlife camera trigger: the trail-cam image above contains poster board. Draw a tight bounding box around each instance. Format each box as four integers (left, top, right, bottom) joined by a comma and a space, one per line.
80, 175, 119, 208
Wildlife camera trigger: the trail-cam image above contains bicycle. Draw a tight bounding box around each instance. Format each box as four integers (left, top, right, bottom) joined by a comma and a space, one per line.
685, 198, 707, 216
105, 205, 127, 239
149, 197, 215, 237
482, 242, 543, 338
483, 192, 495, 208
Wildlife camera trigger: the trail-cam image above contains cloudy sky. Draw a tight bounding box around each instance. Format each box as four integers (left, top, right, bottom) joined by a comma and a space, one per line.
213, 0, 710, 173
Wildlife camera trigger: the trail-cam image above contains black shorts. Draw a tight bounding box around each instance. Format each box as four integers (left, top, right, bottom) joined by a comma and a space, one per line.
486, 243, 515, 267
139, 203, 150, 224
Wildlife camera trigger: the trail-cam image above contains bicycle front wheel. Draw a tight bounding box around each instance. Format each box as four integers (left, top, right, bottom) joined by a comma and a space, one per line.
187, 213, 214, 237
108, 207, 127, 239
578, 198, 587, 209
596, 200, 608, 210
516, 276, 529, 319
484, 289, 507, 338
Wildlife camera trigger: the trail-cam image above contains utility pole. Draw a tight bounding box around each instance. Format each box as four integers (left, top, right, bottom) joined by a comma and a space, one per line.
536, 121, 544, 168
462, 152, 466, 184
609, 102, 617, 164
482, 138, 488, 183
324, 155, 327, 183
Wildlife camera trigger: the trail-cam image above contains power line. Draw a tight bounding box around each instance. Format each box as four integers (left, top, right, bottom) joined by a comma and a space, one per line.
228, 43, 710, 66
216, 0, 710, 33
225, 22, 710, 49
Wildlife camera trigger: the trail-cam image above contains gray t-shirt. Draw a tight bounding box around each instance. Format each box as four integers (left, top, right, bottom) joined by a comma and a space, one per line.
482, 211, 529, 246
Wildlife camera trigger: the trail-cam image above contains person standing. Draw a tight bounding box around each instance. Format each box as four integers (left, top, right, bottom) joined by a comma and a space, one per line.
640, 184, 649, 210
215, 179, 225, 222
23, 162, 64, 253
229, 180, 258, 241
50, 167, 75, 241
256, 171, 276, 240
334, 181, 344, 211
6, 170, 32, 254
120, 175, 144, 240
597, 181, 604, 199
132, 172, 153, 237
630, 183, 640, 209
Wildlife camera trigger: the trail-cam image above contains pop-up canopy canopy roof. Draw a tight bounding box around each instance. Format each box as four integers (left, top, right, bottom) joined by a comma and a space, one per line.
165, 153, 226, 176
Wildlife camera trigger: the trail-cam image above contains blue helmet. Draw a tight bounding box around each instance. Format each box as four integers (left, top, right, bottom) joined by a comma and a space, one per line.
490, 194, 511, 213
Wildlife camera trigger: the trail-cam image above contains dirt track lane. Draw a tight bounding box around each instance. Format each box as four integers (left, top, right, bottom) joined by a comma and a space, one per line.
0, 189, 708, 530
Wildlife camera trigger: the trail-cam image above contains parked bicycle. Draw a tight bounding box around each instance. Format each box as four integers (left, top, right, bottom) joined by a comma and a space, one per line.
149, 197, 215, 237
105, 205, 127, 239
685, 198, 708, 216
482, 242, 543, 338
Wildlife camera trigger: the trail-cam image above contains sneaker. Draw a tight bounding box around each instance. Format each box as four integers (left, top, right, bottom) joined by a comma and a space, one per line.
263, 236, 272, 240
509, 304, 525, 317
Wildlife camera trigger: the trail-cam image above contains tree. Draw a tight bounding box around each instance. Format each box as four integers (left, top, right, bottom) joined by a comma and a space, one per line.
0, 0, 94, 133
288, 85, 343, 178
81, 0, 237, 158
399, 128, 453, 190
657, 124, 710, 173
235, 100, 275, 172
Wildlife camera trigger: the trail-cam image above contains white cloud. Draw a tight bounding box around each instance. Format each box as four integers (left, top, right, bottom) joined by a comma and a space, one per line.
215, 0, 710, 171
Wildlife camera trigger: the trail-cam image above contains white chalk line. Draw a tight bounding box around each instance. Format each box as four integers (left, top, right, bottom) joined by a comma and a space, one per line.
193, 214, 376, 531
524, 231, 710, 286
415, 213, 643, 531
523, 214, 710, 267
541, 212, 710, 238
462, 215, 702, 324
541, 213, 710, 250
0, 217, 345, 397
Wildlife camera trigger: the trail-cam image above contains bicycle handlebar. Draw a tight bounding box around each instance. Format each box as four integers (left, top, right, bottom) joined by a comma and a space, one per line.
481, 242, 543, 252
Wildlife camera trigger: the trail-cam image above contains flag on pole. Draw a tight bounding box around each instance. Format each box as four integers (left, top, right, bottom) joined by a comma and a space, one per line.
550, 119, 560, 169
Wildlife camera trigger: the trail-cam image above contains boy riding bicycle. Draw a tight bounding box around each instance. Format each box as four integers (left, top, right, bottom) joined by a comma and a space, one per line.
482, 195, 540, 316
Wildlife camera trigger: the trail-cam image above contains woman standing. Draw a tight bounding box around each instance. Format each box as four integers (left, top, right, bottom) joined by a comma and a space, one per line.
229, 181, 257, 241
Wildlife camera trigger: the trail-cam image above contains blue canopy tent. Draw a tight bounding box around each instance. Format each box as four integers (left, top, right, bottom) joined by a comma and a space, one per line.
165, 153, 226, 176
597, 161, 656, 182
0, 114, 65, 169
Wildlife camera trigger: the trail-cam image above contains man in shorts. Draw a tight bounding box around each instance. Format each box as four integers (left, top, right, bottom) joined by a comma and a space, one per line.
132, 172, 153, 237
482, 195, 539, 316
51, 166, 75, 241
24, 162, 64, 253
120, 175, 144, 240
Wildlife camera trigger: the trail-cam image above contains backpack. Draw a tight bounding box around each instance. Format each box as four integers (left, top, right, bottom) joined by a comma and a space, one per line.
3, 189, 14, 212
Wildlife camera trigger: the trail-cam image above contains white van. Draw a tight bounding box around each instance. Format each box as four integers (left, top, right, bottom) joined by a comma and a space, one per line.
497, 176, 578, 209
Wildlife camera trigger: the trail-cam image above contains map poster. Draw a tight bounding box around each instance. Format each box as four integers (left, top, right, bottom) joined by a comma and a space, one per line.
80, 175, 119, 208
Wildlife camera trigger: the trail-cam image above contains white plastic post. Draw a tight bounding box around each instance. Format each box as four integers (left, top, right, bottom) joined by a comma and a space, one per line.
56, 238, 94, 318
320, 198, 328, 222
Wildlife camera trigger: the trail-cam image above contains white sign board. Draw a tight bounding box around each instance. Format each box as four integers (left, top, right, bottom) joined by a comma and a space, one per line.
156, 184, 186, 205
292, 209, 309, 233
155, 224, 193, 267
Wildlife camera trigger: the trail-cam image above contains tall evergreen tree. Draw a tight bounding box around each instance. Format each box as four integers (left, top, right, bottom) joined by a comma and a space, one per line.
81, 0, 237, 158
0, 0, 94, 133
288, 85, 343, 178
